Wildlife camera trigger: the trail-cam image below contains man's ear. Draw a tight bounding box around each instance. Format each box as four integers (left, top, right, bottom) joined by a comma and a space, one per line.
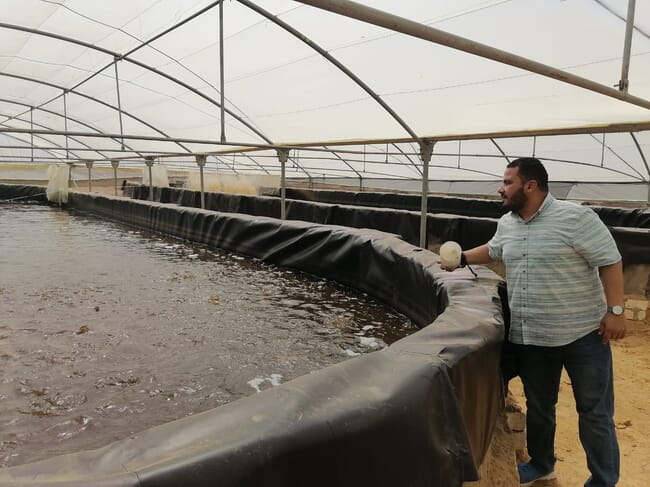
525, 179, 538, 193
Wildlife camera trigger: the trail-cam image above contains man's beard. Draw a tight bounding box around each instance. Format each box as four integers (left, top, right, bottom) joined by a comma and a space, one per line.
502, 186, 526, 212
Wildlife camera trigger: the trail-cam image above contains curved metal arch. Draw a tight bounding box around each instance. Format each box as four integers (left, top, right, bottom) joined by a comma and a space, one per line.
0, 21, 273, 145
389, 143, 422, 177
0, 71, 190, 154
236, 0, 420, 141
0, 97, 142, 157
490, 138, 510, 164
507, 154, 643, 181
588, 133, 645, 180
426, 163, 503, 180
0, 120, 85, 161
323, 145, 364, 182
0, 131, 62, 162
427, 150, 644, 180
630, 132, 650, 180
231, 153, 271, 175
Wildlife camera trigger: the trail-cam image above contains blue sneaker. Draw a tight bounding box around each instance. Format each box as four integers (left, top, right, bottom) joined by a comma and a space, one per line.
518, 461, 556, 486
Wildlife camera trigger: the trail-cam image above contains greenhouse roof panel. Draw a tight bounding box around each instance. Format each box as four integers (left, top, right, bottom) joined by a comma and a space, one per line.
0, 0, 647, 185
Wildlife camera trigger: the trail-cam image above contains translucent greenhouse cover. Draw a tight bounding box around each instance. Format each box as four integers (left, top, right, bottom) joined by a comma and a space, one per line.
0, 0, 649, 190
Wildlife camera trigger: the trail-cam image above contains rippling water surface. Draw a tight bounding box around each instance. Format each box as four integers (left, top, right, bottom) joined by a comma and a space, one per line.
0, 204, 415, 467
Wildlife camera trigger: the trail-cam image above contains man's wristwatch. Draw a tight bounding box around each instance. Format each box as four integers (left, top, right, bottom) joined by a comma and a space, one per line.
607, 305, 624, 316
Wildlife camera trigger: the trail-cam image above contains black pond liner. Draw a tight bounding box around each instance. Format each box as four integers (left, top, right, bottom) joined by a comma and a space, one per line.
0, 184, 505, 487
127, 184, 650, 265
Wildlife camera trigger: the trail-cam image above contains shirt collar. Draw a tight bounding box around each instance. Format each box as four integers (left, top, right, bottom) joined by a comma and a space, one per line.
515, 192, 554, 223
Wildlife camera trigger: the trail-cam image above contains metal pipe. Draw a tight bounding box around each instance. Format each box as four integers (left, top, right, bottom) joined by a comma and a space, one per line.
1, 72, 182, 154
114, 59, 125, 150
85, 160, 93, 192
30, 107, 34, 162
219, 0, 226, 143
63, 90, 69, 159
277, 149, 290, 220
237, 0, 419, 139
196, 154, 207, 208
0, 21, 273, 145
619, 0, 636, 92
295, 0, 650, 110
145, 157, 155, 201
2, 123, 650, 154
111, 159, 120, 196
419, 140, 434, 248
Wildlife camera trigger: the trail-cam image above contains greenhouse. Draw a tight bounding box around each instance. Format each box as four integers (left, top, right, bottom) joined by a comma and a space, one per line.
0, 1, 649, 486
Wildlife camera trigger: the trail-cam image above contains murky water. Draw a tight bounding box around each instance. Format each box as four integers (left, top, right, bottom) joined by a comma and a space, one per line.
0, 204, 415, 467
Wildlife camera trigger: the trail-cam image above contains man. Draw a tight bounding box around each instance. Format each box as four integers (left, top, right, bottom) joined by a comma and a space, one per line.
445, 158, 626, 486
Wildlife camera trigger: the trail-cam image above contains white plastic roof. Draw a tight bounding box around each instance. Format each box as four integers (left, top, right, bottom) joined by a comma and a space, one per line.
0, 0, 649, 186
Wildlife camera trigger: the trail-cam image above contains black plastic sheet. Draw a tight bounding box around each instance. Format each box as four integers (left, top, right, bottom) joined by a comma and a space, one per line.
275, 188, 650, 229
0, 186, 505, 487
124, 185, 650, 264
0, 183, 48, 203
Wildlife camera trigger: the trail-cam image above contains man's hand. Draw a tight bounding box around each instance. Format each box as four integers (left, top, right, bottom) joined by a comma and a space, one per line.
599, 313, 626, 344
438, 260, 460, 272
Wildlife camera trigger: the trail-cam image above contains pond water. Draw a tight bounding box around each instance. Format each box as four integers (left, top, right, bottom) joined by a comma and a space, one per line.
0, 204, 415, 467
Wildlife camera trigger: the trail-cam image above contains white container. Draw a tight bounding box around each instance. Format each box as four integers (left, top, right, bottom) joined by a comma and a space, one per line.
439, 241, 462, 268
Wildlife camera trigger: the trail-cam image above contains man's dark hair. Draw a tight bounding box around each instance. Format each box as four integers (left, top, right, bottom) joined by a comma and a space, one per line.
507, 157, 549, 192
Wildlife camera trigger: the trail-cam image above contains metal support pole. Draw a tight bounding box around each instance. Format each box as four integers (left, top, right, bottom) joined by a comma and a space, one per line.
145, 156, 155, 201
295, 0, 650, 110
111, 159, 120, 196
277, 149, 290, 220
67, 161, 73, 188
196, 154, 207, 209
114, 57, 125, 149
30, 107, 34, 162
85, 160, 93, 192
601, 133, 606, 167
419, 140, 434, 249
219, 0, 226, 143
63, 90, 69, 159
618, 0, 636, 92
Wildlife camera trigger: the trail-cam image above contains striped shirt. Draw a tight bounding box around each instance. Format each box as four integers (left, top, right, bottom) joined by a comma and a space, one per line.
487, 194, 621, 346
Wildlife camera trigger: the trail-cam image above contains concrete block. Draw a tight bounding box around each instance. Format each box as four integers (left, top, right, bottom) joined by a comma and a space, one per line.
625, 298, 648, 321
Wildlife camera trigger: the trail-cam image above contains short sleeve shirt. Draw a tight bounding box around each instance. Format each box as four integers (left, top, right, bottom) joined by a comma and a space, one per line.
487, 194, 621, 346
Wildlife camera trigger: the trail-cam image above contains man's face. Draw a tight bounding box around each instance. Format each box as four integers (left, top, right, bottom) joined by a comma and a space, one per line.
498, 167, 527, 211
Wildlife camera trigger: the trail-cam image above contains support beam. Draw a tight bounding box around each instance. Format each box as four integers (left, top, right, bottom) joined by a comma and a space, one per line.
219, 0, 226, 143
196, 154, 207, 209
29, 107, 34, 162
419, 140, 434, 248
618, 0, 636, 92
114, 58, 125, 150
144, 156, 155, 201
295, 0, 650, 110
277, 149, 290, 220
85, 160, 93, 192
63, 91, 69, 159
111, 159, 120, 196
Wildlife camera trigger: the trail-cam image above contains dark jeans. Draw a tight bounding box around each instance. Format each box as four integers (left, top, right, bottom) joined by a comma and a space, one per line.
514, 330, 620, 487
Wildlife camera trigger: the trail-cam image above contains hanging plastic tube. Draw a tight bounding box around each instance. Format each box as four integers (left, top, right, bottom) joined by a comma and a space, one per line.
46, 163, 70, 204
